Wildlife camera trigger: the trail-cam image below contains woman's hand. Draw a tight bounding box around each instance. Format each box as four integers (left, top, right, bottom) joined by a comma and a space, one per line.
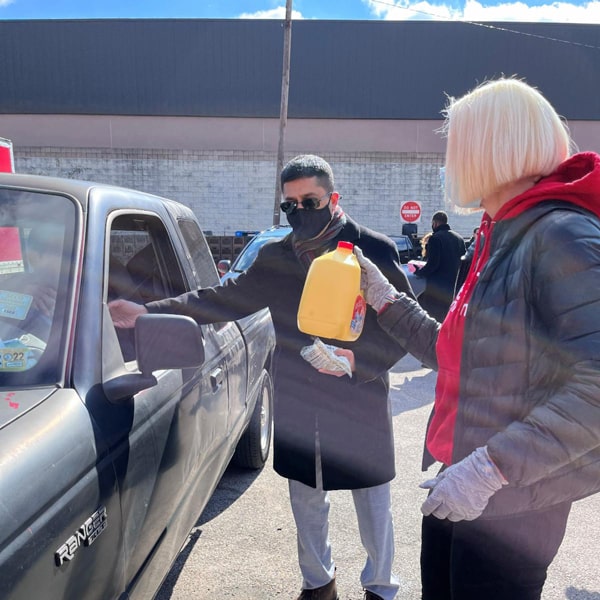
354, 246, 400, 312
420, 446, 507, 521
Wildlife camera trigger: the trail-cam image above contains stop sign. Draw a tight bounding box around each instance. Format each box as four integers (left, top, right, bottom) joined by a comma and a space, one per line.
0, 138, 14, 173
400, 201, 421, 223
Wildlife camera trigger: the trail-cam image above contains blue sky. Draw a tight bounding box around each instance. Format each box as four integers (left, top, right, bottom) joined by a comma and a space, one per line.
0, 0, 598, 22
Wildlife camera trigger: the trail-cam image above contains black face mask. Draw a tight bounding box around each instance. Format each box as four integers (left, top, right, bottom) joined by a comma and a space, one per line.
286, 207, 333, 240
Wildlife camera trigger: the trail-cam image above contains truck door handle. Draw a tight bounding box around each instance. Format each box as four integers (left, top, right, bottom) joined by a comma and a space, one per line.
210, 367, 224, 392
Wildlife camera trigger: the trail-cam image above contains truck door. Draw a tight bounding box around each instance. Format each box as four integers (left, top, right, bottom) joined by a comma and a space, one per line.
176, 218, 247, 434
96, 209, 232, 596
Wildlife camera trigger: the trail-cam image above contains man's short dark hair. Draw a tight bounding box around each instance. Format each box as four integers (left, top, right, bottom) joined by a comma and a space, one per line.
280, 155, 334, 193
432, 211, 448, 224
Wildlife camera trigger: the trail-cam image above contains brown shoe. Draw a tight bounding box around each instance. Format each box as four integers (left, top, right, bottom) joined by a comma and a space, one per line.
296, 576, 338, 600
364, 591, 384, 600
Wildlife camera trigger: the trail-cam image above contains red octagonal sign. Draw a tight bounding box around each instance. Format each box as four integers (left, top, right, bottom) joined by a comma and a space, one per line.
400, 201, 421, 223
0, 138, 14, 173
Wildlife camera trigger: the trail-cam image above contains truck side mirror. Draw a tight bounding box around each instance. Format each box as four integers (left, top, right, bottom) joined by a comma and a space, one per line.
135, 314, 205, 375
103, 313, 205, 403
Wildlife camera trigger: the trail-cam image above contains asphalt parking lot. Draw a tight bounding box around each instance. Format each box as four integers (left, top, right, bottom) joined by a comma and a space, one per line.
157, 354, 600, 600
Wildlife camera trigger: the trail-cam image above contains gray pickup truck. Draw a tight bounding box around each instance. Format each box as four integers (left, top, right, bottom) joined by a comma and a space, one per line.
0, 173, 276, 599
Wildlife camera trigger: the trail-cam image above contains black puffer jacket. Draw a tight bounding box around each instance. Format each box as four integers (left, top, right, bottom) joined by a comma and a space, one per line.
378, 195, 600, 517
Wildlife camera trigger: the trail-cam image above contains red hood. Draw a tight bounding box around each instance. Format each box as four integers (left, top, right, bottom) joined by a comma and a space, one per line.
496, 152, 600, 222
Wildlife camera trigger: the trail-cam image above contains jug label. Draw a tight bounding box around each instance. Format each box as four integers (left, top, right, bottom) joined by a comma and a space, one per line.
350, 295, 366, 336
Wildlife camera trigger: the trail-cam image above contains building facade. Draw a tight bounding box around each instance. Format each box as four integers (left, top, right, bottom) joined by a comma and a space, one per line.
1, 19, 598, 237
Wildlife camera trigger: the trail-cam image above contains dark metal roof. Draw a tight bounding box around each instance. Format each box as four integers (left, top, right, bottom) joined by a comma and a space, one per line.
0, 19, 598, 119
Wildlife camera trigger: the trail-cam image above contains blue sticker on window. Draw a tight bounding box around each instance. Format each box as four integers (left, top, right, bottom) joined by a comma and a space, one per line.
0, 290, 33, 320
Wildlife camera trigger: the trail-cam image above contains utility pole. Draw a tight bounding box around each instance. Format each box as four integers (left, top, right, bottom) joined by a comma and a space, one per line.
272, 0, 293, 226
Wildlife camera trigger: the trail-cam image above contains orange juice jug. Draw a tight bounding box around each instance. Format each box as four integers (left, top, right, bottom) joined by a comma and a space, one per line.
297, 241, 366, 341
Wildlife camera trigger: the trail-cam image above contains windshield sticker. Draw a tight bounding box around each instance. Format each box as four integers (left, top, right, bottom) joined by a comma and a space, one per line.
0, 340, 30, 371
0, 290, 33, 320
0, 334, 46, 371
0, 227, 24, 275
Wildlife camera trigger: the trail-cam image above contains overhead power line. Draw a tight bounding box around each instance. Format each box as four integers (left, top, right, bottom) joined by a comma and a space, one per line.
368, 0, 600, 51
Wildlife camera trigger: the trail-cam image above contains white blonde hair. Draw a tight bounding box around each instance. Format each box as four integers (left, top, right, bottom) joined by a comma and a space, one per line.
441, 78, 573, 211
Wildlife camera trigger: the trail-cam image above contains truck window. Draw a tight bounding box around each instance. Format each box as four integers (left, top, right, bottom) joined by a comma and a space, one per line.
178, 219, 220, 289
108, 213, 186, 360
109, 215, 186, 303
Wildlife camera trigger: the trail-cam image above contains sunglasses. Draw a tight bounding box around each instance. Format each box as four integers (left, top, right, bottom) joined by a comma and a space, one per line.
280, 192, 332, 214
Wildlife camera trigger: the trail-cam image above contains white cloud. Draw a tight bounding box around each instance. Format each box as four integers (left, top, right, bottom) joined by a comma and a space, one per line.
364, 0, 600, 22
0, 0, 14, 6
238, 7, 304, 19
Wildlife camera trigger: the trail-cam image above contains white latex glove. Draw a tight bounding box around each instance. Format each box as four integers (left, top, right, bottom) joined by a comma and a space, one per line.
354, 246, 399, 312
420, 446, 507, 522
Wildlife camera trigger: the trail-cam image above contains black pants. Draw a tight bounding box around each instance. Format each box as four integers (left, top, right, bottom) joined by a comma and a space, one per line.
420, 502, 572, 600
417, 290, 451, 323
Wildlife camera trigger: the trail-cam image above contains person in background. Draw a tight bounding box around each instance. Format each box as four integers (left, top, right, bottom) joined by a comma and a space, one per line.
413, 211, 465, 321
454, 226, 483, 295
352, 78, 600, 600
419, 232, 432, 259
466, 226, 479, 248
109, 155, 415, 600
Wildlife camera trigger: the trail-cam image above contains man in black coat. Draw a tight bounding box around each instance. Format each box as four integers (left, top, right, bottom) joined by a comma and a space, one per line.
109, 155, 414, 600
414, 211, 466, 321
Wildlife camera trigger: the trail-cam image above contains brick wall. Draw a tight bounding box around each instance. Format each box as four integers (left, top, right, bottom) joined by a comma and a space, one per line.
14, 147, 482, 238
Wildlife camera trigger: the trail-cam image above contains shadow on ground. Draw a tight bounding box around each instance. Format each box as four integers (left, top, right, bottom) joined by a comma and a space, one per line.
196, 463, 262, 526
565, 587, 600, 599
155, 462, 263, 599
389, 354, 437, 416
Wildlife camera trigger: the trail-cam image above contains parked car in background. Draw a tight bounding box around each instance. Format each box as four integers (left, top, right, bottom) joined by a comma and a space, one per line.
0, 173, 276, 600
387, 234, 419, 263
218, 225, 291, 282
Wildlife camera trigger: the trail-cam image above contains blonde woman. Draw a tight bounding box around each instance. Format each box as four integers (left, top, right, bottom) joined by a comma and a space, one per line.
419, 232, 432, 258
354, 78, 600, 599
